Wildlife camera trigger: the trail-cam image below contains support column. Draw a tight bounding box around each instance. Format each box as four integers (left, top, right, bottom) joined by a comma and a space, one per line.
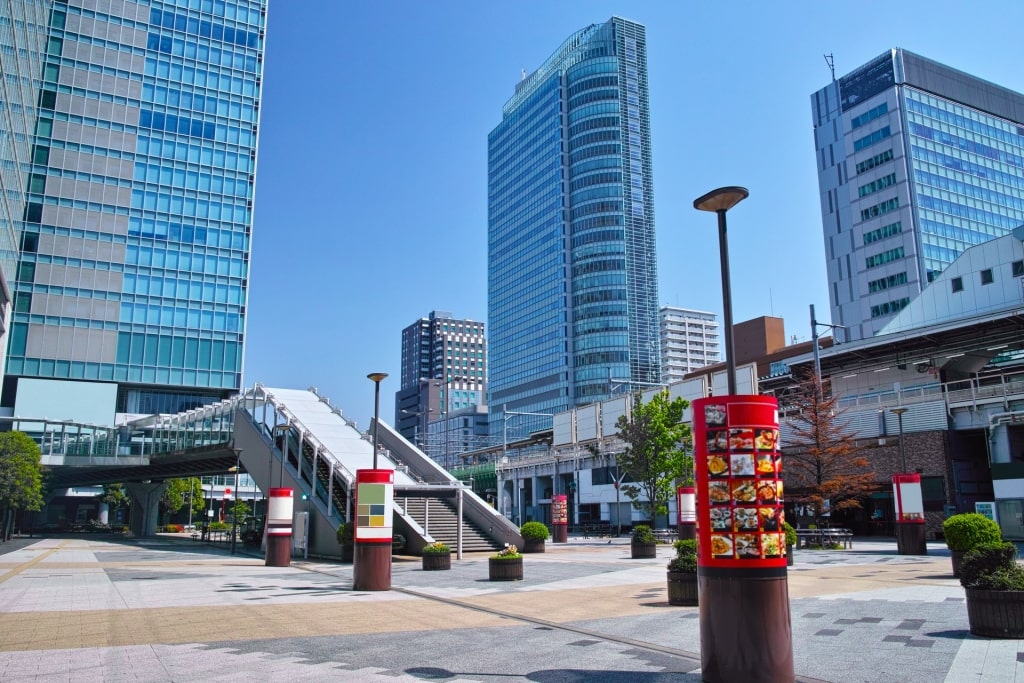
125, 481, 169, 537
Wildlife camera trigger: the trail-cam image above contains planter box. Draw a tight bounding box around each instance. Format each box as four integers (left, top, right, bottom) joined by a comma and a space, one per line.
966, 588, 1024, 638
489, 557, 524, 581
422, 552, 451, 571
787, 544, 794, 567
951, 550, 965, 577
631, 541, 657, 559
340, 545, 353, 564
667, 571, 698, 606
522, 539, 546, 554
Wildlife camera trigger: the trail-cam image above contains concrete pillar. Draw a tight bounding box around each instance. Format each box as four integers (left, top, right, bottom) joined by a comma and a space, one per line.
125, 482, 169, 537
98, 502, 109, 525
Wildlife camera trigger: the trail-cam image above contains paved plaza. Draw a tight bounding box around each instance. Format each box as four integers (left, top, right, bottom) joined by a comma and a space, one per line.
0, 535, 1021, 682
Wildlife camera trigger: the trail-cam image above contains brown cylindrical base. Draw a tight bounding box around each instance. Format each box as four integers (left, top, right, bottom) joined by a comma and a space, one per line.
353, 542, 392, 591
265, 534, 291, 567
699, 568, 794, 683
552, 524, 568, 543
896, 522, 928, 555
678, 522, 697, 541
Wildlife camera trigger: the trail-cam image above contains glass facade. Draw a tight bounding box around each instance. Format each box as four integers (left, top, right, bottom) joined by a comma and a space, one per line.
0, 0, 51, 385
811, 49, 1024, 341
487, 17, 660, 436
2, 0, 265, 416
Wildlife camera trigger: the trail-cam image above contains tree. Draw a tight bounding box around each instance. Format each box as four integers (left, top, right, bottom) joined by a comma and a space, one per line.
615, 390, 692, 522
0, 432, 44, 540
784, 369, 875, 525
160, 478, 204, 521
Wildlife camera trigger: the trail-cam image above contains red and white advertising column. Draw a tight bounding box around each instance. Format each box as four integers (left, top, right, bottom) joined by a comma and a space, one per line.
353, 469, 394, 591
265, 488, 293, 567
893, 474, 927, 555
551, 494, 568, 543
695, 395, 794, 683
677, 486, 696, 540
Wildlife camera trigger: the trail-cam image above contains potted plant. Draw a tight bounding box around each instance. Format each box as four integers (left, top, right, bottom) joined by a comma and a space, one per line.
336, 522, 354, 563
783, 521, 797, 567
421, 541, 451, 571
667, 539, 698, 606
520, 521, 550, 553
489, 544, 523, 581
631, 524, 657, 559
943, 513, 1002, 577
960, 541, 1024, 637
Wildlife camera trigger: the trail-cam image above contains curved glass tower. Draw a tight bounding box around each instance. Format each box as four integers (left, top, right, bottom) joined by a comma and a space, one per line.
487, 17, 659, 436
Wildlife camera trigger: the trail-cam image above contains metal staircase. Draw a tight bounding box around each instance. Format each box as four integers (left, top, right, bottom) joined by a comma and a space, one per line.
400, 497, 503, 552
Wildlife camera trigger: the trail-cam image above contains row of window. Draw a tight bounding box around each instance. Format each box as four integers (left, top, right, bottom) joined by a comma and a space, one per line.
858, 172, 898, 198
906, 92, 1024, 149
914, 168, 1024, 214
569, 142, 620, 166
853, 126, 891, 152
126, 244, 246, 277
860, 196, 899, 222
865, 246, 904, 269
569, 87, 618, 111
863, 221, 902, 245
851, 102, 888, 130
130, 189, 250, 225
145, 57, 258, 99
911, 145, 1024, 193
142, 83, 257, 124
138, 135, 255, 174
134, 163, 251, 200
149, 9, 260, 49
855, 148, 894, 175
120, 302, 243, 332
870, 297, 909, 318
867, 271, 907, 293
569, 115, 619, 138
908, 122, 1024, 168
4, 355, 240, 390
567, 74, 618, 99
570, 171, 621, 192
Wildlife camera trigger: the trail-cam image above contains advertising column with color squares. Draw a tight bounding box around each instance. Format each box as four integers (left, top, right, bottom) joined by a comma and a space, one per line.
353, 469, 394, 590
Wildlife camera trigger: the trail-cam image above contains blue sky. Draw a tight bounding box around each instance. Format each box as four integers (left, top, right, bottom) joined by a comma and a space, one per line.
243, 0, 1024, 428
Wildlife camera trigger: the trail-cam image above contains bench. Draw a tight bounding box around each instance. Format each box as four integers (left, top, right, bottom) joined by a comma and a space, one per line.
795, 529, 853, 550
580, 523, 615, 538
653, 529, 677, 544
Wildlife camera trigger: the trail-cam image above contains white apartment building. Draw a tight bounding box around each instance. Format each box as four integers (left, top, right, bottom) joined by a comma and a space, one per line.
659, 306, 720, 383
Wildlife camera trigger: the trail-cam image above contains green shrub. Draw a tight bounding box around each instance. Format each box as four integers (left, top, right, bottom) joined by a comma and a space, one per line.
392, 534, 406, 553
783, 521, 797, 548
520, 521, 550, 541
943, 513, 1002, 552
667, 539, 697, 573
336, 522, 353, 546
960, 542, 1024, 590
631, 525, 655, 543
208, 521, 230, 531
422, 542, 450, 555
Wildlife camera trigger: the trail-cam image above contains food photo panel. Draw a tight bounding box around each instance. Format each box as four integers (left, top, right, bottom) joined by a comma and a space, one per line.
758, 506, 780, 531
707, 454, 729, 477
710, 507, 732, 531
757, 480, 779, 504
761, 533, 782, 558
729, 428, 755, 451
730, 453, 754, 477
732, 480, 757, 505
735, 533, 761, 560
734, 507, 759, 531
707, 430, 729, 453
705, 404, 727, 426
709, 481, 731, 505
755, 453, 776, 476
710, 534, 733, 558
754, 428, 777, 451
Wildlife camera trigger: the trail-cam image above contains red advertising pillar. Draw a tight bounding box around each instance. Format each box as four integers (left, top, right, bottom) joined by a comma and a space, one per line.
265, 488, 293, 567
551, 494, 568, 543
677, 486, 696, 540
893, 474, 927, 555
695, 396, 794, 683
353, 469, 394, 591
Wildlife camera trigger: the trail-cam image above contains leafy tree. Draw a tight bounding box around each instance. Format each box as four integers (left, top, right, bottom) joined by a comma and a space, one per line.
615, 390, 692, 522
784, 369, 875, 524
100, 484, 129, 515
160, 477, 204, 520
0, 432, 44, 540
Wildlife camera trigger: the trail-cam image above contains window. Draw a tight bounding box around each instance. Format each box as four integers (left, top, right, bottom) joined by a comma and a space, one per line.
856, 149, 894, 174
860, 197, 899, 222
858, 173, 897, 197
870, 297, 910, 318
20, 233, 38, 253
853, 126, 891, 152
921, 476, 946, 512
1014, 260, 1024, 277
951, 277, 964, 293
865, 247, 904, 269
981, 269, 994, 285
38, 90, 56, 111
863, 221, 901, 245
851, 102, 888, 130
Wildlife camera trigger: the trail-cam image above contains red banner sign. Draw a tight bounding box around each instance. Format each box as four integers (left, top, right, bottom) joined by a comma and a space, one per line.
551, 494, 568, 525
694, 395, 787, 568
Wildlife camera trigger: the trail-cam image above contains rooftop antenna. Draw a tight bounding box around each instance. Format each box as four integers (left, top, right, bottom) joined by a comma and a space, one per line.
521, 68, 527, 81
824, 53, 835, 82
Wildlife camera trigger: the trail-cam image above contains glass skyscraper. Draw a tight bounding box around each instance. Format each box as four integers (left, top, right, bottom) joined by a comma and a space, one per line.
812, 49, 1024, 341
487, 16, 660, 437
0, 0, 266, 423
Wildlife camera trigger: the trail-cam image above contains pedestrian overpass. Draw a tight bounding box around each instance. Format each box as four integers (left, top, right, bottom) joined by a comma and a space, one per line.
25, 384, 522, 557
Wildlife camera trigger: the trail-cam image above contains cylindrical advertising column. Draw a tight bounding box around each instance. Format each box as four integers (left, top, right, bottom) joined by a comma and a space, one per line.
353, 469, 394, 591
265, 488, 293, 567
551, 494, 568, 543
694, 396, 794, 683
893, 474, 927, 555
678, 486, 696, 540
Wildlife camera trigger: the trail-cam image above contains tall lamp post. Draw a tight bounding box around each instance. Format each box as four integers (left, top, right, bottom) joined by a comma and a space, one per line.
891, 407, 909, 472
694, 186, 748, 395
367, 373, 388, 469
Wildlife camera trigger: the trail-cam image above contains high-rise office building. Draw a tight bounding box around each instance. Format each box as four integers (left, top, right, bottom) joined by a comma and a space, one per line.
0, 1, 51, 387
1, 0, 267, 425
394, 311, 486, 458
811, 48, 1024, 341
487, 16, 660, 437
659, 306, 719, 383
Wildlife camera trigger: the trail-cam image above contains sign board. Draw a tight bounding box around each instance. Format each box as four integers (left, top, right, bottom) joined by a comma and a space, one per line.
892, 474, 924, 522
551, 494, 568, 525
355, 469, 394, 543
694, 395, 786, 568
975, 501, 997, 523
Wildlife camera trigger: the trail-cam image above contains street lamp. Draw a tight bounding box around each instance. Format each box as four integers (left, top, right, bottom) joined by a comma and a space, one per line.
891, 407, 909, 472
229, 448, 242, 555
367, 372, 388, 469
694, 186, 748, 396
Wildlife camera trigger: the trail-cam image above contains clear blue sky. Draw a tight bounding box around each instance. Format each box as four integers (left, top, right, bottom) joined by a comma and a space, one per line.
243, 0, 1024, 428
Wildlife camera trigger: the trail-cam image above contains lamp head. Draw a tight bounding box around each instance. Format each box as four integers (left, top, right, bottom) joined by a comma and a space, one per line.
367, 372, 388, 383
693, 186, 749, 213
